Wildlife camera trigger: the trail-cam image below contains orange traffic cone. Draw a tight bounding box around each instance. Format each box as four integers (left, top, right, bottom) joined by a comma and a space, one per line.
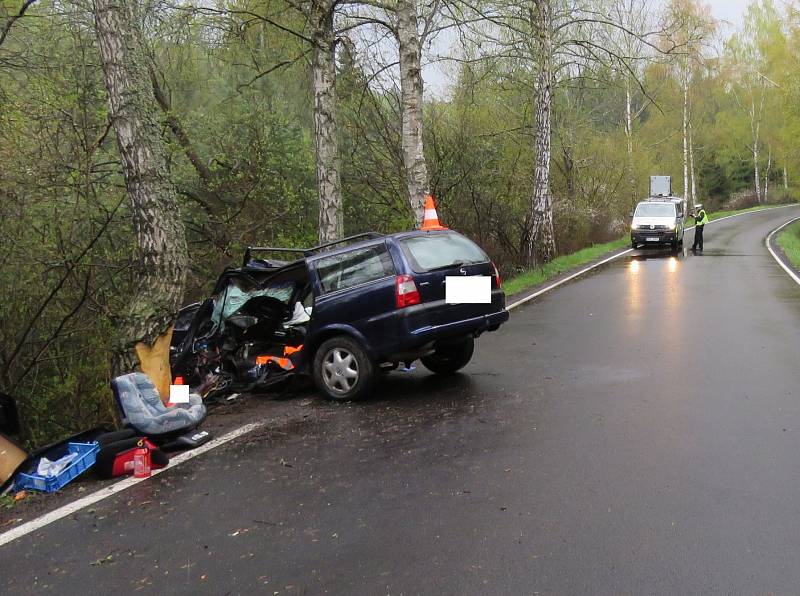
420, 195, 447, 230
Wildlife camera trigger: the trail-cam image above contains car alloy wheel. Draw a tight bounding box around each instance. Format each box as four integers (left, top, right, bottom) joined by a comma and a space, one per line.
321, 347, 359, 395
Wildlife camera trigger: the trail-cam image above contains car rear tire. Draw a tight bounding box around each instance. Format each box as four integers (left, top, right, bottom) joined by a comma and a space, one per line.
421, 336, 475, 375
312, 336, 375, 402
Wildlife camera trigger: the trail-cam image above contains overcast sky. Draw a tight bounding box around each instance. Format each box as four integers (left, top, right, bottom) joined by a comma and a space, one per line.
705, 0, 750, 31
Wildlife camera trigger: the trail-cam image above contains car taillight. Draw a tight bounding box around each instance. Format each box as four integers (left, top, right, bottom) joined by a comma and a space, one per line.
395, 274, 420, 308
492, 262, 502, 289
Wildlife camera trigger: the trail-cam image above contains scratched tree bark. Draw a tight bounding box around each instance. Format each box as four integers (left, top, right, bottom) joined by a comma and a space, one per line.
93, 0, 188, 393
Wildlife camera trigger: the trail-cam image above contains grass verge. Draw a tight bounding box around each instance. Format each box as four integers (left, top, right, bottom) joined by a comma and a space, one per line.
503, 237, 629, 296
776, 219, 800, 271
707, 204, 778, 222
505, 202, 793, 297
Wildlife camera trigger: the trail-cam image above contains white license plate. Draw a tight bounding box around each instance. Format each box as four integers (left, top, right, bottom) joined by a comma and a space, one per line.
646, 237, 659, 242
445, 276, 491, 304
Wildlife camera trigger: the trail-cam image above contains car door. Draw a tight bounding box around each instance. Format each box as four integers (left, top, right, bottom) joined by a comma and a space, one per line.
308, 242, 398, 354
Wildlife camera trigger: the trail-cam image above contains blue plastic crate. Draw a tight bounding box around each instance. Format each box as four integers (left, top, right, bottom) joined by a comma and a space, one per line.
15, 441, 100, 493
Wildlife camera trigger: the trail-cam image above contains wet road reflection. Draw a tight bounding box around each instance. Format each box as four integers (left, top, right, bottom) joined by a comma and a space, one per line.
624, 249, 685, 346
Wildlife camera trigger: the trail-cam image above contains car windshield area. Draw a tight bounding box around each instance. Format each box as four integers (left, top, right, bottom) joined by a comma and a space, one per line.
399, 232, 489, 272
635, 203, 676, 218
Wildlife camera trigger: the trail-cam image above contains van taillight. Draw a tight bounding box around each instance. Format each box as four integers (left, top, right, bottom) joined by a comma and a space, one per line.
492, 262, 502, 289
395, 274, 420, 308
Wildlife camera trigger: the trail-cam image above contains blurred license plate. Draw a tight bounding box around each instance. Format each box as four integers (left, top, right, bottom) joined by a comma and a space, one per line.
446, 276, 491, 304
646, 237, 659, 242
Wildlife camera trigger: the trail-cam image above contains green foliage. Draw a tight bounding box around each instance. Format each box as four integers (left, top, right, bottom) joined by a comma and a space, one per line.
503, 237, 630, 296
777, 220, 800, 271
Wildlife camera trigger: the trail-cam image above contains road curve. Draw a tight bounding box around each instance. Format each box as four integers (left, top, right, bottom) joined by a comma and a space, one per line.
3, 206, 800, 595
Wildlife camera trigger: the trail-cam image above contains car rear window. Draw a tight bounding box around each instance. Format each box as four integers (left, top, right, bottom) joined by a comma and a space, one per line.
399, 232, 489, 272
315, 243, 395, 294
635, 203, 676, 217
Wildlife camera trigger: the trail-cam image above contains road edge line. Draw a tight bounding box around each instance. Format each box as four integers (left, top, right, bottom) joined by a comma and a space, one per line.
765, 216, 800, 286
507, 203, 799, 311
0, 421, 265, 548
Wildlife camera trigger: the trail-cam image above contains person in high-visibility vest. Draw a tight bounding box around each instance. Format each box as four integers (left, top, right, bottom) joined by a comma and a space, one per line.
691, 204, 709, 252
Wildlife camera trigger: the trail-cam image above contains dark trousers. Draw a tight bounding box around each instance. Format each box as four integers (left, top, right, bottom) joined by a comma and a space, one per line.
692, 225, 704, 250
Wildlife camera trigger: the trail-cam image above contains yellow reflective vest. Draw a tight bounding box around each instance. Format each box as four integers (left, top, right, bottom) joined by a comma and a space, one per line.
696, 209, 709, 226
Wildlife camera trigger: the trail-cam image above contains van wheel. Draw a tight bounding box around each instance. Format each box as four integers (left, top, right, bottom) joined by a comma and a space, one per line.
313, 336, 375, 402
421, 336, 475, 375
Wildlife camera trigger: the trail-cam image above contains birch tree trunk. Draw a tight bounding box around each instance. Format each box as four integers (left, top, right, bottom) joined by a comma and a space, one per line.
93, 0, 188, 395
311, 0, 343, 243
753, 135, 761, 204
397, 0, 429, 226
525, 0, 555, 266
763, 146, 771, 203
689, 119, 697, 203
625, 80, 636, 204
751, 97, 762, 203
682, 78, 690, 203
784, 165, 788, 190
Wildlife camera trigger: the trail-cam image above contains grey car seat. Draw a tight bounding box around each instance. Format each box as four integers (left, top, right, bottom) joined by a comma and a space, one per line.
111, 373, 206, 437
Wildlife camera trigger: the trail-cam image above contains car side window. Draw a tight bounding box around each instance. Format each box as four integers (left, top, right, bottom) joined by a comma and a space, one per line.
315, 244, 395, 294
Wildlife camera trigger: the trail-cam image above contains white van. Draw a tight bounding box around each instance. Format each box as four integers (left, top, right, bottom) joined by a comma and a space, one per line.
630, 197, 686, 251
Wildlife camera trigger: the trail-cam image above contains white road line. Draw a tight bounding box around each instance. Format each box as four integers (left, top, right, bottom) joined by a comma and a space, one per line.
2, 203, 797, 549
507, 248, 634, 310
507, 204, 799, 311
0, 421, 265, 548
766, 216, 800, 286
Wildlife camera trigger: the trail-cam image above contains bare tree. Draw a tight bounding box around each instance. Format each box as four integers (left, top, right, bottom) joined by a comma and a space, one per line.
93, 0, 189, 397
0, 0, 36, 49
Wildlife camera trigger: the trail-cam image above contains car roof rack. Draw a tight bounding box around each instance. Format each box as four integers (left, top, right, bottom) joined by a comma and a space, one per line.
305, 232, 385, 255
242, 232, 385, 266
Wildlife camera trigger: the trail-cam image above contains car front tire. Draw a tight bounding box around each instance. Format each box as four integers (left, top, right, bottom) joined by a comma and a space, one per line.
421, 336, 475, 375
312, 336, 375, 401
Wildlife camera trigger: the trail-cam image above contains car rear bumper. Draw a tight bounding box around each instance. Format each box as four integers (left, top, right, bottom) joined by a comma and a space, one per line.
377, 308, 508, 362
409, 309, 509, 342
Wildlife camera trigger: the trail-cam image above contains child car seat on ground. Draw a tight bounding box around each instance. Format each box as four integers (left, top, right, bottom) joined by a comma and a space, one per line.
111, 372, 207, 437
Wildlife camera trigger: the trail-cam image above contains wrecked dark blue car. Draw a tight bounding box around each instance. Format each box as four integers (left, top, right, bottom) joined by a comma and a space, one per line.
171, 230, 509, 401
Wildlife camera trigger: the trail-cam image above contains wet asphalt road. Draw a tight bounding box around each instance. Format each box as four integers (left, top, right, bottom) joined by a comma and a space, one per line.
3, 206, 800, 595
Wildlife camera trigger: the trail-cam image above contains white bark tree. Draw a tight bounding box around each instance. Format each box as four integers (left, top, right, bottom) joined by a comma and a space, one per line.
346, 0, 444, 225
526, 0, 555, 265
92, 0, 189, 396
454, 0, 672, 265
311, 0, 345, 242
396, 0, 431, 225
665, 0, 713, 204
607, 0, 655, 204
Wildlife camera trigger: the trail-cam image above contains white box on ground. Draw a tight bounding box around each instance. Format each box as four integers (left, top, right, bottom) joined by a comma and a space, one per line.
169, 384, 190, 404
445, 276, 491, 304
